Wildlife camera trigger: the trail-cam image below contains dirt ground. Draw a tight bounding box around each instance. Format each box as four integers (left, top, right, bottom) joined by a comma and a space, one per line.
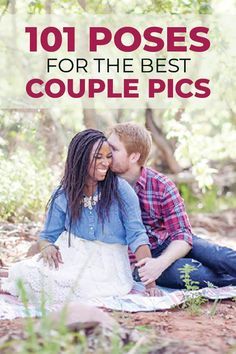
0, 209, 236, 353
0, 300, 236, 353
118, 301, 236, 353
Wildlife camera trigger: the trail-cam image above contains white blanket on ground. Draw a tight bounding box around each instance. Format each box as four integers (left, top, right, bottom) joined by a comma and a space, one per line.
1, 283, 236, 319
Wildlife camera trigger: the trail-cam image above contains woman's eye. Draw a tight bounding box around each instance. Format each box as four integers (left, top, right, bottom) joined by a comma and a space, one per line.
94, 154, 112, 160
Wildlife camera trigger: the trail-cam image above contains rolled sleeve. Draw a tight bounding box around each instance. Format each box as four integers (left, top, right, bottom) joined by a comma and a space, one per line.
39, 191, 66, 243
169, 230, 193, 246
128, 233, 150, 253
118, 179, 150, 253
161, 183, 193, 247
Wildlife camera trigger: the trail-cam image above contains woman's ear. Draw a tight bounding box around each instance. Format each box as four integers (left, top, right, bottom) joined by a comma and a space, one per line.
130, 152, 141, 164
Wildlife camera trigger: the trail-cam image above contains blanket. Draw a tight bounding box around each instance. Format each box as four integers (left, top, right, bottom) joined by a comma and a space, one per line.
1, 283, 236, 319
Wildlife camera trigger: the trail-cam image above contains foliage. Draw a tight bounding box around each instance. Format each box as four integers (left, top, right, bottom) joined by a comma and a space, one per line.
179, 264, 200, 291
0, 148, 54, 222
179, 184, 236, 213
0, 0, 213, 15
165, 109, 236, 191
0, 112, 235, 222
0, 109, 79, 222
0, 0, 235, 217
179, 264, 207, 315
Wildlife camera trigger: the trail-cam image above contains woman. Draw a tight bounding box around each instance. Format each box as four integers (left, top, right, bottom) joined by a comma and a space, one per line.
2, 129, 159, 307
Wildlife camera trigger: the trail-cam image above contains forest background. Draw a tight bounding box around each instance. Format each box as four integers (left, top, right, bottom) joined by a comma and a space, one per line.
0, 0, 236, 225
0, 2, 236, 353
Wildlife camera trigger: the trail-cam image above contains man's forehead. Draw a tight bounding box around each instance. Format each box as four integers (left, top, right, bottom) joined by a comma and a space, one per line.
108, 133, 122, 146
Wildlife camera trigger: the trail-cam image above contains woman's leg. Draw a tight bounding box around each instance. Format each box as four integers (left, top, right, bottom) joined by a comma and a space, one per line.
1, 256, 46, 297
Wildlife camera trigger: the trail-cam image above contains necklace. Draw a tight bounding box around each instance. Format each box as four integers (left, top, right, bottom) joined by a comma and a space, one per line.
82, 193, 101, 210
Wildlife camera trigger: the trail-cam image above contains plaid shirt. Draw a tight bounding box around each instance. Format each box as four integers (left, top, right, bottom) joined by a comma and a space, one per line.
129, 167, 193, 263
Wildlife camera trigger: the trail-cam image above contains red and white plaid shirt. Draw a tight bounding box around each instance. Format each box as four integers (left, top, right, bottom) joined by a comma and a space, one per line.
129, 167, 193, 263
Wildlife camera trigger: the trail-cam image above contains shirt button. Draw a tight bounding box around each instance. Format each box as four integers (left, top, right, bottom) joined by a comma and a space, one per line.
90, 227, 93, 230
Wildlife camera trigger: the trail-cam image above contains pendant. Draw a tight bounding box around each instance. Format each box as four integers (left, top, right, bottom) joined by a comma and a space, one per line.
82, 193, 100, 210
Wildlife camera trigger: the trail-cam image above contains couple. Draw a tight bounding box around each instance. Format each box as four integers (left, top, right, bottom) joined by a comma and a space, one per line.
2, 123, 236, 306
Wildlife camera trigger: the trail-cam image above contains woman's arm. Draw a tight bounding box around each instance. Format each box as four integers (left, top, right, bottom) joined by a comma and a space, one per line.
38, 190, 67, 269
135, 245, 163, 296
118, 179, 161, 296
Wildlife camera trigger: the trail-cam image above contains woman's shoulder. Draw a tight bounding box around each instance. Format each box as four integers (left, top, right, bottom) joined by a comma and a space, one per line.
117, 177, 131, 189
117, 177, 137, 199
50, 187, 67, 208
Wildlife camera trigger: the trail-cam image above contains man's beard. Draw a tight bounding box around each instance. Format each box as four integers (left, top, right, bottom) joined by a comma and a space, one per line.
111, 163, 129, 175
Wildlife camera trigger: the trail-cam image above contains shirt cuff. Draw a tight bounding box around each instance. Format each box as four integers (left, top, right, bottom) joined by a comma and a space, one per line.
39, 233, 55, 243
129, 237, 150, 254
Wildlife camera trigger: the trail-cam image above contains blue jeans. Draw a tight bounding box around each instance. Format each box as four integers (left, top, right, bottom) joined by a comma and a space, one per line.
134, 236, 236, 289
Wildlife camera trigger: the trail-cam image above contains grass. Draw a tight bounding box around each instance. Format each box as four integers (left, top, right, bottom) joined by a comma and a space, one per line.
208, 298, 221, 317
178, 264, 208, 315
0, 281, 156, 354
1, 281, 235, 353
0, 321, 153, 354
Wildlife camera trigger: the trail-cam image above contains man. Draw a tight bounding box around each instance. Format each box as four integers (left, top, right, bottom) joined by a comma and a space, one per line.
108, 122, 236, 288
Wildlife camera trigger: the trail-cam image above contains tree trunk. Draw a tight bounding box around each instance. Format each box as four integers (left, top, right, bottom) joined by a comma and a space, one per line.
145, 108, 182, 174
83, 109, 98, 129
39, 109, 67, 163
45, 0, 52, 14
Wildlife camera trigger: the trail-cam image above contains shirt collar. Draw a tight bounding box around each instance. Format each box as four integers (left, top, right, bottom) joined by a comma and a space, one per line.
135, 167, 147, 191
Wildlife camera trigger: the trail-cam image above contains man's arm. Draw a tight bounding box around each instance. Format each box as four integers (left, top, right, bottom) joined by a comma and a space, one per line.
136, 240, 191, 285
137, 179, 193, 285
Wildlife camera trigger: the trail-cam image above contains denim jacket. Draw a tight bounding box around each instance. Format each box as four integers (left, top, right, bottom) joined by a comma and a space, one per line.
40, 177, 149, 253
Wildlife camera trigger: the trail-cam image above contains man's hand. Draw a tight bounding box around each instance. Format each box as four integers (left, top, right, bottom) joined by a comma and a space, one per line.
38, 244, 63, 270
136, 257, 167, 285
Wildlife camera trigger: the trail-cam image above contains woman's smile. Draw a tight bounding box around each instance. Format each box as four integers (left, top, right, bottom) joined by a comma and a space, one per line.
88, 141, 112, 182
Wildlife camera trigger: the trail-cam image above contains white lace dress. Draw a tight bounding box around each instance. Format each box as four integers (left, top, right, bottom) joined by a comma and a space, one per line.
2, 232, 134, 308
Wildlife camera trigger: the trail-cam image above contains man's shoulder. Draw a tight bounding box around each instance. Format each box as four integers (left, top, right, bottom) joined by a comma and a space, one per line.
142, 167, 176, 190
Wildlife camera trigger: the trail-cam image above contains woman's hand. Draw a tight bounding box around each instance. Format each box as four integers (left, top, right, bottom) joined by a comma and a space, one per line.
38, 243, 63, 270
145, 286, 164, 297
145, 281, 163, 296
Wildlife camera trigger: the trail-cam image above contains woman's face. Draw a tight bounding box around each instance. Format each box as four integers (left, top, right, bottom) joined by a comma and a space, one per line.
87, 141, 112, 183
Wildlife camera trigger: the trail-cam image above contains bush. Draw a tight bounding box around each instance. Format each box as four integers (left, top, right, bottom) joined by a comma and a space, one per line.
0, 149, 56, 222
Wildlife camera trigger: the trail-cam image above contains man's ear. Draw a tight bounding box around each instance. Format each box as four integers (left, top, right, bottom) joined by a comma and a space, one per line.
129, 152, 141, 164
